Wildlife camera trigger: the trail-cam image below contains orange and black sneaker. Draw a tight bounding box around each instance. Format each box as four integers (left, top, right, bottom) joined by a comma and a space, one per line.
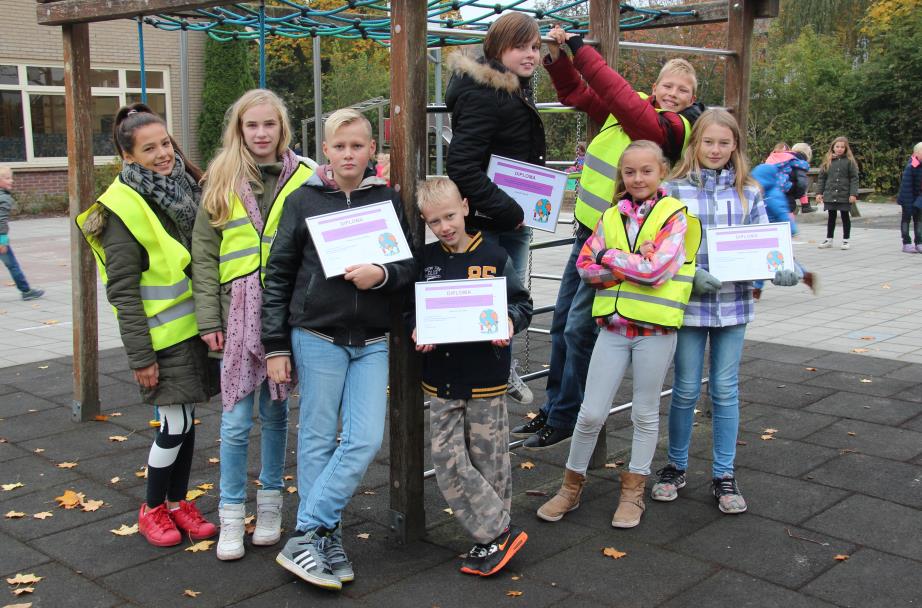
470, 525, 528, 577
459, 543, 488, 575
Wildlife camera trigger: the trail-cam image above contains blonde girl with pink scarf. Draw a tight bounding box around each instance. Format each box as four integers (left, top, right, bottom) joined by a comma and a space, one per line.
192, 89, 316, 561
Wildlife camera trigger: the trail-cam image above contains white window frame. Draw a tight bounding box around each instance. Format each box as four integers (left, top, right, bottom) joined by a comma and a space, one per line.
0, 63, 171, 169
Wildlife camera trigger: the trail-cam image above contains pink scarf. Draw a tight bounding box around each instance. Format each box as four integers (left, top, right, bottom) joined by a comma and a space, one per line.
220, 150, 299, 410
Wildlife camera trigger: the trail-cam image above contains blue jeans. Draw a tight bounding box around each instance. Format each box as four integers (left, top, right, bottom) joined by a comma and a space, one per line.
540, 228, 599, 430
0, 245, 31, 292
481, 226, 532, 284
219, 380, 289, 506
667, 324, 747, 478
290, 329, 388, 532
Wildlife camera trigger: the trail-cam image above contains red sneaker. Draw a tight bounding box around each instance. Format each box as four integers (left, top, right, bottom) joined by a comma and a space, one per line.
170, 500, 217, 540
138, 503, 182, 547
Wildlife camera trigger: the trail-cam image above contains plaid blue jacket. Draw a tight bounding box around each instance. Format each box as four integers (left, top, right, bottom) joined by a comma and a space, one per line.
665, 168, 768, 328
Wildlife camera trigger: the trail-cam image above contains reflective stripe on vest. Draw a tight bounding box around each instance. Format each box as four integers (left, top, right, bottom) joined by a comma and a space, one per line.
590, 196, 702, 329
76, 179, 198, 351
217, 163, 314, 285
575, 93, 691, 230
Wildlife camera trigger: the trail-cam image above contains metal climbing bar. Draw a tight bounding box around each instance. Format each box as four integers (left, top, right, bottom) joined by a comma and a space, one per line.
136, 17, 148, 102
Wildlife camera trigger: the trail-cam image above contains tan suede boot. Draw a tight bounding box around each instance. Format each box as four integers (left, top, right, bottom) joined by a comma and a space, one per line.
537, 468, 586, 522
612, 472, 647, 528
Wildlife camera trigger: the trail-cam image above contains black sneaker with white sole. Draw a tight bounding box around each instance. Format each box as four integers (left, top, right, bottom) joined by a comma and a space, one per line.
511, 410, 546, 437
522, 424, 572, 450
276, 530, 342, 590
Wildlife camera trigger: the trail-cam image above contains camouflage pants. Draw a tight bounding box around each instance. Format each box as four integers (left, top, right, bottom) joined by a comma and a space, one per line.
429, 395, 512, 544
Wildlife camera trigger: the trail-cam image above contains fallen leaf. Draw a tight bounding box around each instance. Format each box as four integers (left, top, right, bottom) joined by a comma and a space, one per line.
41, 319, 58, 325
5, 574, 42, 586
760, 434, 775, 441
362, 489, 376, 495
736, 440, 748, 446
55, 490, 84, 509
804, 367, 817, 372
56, 462, 78, 469
286, 486, 297, 494
185, 489, 206, 501
183, 589, 201, 598
252, 480, 263, 487
109, 476, 120, 484
525, 411, 537, 420
847, 432, 857, 436
511, 575, 521, 581
135, 467, 148, 479
3, 602, 34, 608
207, 457, 220, 464
763, 428, 779, 434
148, 420, 161, 428
852, 348, 869, 353
356, 532, 370, 540
108, 435, 128, 442
81, 499, 104, 512
32, 448, 45, 454
443, 507, 453, 515
602, 547, 627, 560
193, 419, 201, 425
196, 483, 214, 491
881, 283, 891, 289
859, 379, 873, 383
109, 412, 122, 417
283, 475, 294, 481
860, 336, 875, 341
506, 591, 523, 597
11, 588, 35, 596
110, 523, 140, 536
93, 415, 109, 422
5, 511, 26, 519
604, 462, 621, 469
519, 461, 535, 470
244, 514, 256, 535
525, 489, 548, 497
834, 554, 849, 561
32, 512, 53, 520
185, 540, 215, 553
2, 482, 24, 492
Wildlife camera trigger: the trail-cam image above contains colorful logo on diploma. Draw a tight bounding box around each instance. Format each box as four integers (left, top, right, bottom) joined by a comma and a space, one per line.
378, 232, 400, 256
766, 249, 785, 272
479, 309, 499, 334
533, 198, 552, 223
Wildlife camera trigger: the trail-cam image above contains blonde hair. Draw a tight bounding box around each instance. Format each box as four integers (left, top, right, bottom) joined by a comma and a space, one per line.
655, 58, 698, 95
0, 166, 11, 179
483, 12, 540, 62
914, 142, 922, 158
820, 136, 856, 172
324, 108, 372, 141
201, 89, 293, 227
792, 142, 813, 163
416, 177, 463, 212
772, 142, 790, 152
613, 140, 669, 200
670, 108, 756, 204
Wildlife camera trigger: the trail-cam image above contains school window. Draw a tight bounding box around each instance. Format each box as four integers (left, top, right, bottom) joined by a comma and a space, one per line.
0, 64, 170, 165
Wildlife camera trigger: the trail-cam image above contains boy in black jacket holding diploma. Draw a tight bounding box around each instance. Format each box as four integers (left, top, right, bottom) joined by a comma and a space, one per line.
412, 177, 533, 577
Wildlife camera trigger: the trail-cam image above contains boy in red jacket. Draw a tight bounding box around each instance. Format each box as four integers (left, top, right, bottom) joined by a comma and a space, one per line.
512, 25, 703, 449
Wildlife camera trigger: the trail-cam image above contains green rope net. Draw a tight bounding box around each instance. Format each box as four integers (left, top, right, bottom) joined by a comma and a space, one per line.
144, 1, 697, 45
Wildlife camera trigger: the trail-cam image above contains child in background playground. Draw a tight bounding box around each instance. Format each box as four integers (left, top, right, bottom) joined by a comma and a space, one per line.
193, 89, 317, 561
262, 108, 415, 591
896, 142, 922, 253
375, 152, 390, 185
653, 109, 799, 515
0, 166, 44, 301
537, 141, 700, 529
764, 142, 811, 213
790, 142, 814, 213
445, 11, 546, 406
566, 141, 587, 173
817, 136, 859, 250
412, 177, 533, 577
510, 24, 704, 450
77, 104, 219, 546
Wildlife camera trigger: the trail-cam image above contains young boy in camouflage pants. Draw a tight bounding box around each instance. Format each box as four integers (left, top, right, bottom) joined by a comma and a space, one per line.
412, 177, 533, 577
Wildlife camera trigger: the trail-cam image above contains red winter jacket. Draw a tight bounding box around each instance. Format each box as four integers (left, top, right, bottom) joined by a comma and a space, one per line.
543, 46, 704, 162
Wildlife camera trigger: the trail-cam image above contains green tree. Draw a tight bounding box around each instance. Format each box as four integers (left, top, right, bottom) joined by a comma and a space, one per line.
198, 33, 255, 164
777, 0, 873, 52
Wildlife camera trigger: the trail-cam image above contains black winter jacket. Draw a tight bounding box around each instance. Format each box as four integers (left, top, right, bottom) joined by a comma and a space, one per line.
786, 151, 810, 209
897, 158, 922, 209
446, 54, 547, 232
416, 233, 533, 400
261, 170, 416, 354
817, 156, 859, 210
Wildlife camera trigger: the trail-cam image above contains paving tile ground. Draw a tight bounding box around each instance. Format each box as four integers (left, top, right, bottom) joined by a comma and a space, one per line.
1, 203, 920, 606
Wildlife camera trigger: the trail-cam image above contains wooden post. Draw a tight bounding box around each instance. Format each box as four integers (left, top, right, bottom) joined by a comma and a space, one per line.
387, 0, 427, 544
587, 0, 619, 470
62, 22, 100, 422
725, 0, 755, 150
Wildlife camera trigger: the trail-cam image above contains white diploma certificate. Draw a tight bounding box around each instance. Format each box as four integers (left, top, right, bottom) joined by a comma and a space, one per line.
706, 222, 795, 282
415, 278, 509, 345
305, 201, 412, 278
486, 155, 568, 232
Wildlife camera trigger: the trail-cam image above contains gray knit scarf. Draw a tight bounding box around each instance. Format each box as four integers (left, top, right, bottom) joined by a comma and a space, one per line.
120, 154, 200, 248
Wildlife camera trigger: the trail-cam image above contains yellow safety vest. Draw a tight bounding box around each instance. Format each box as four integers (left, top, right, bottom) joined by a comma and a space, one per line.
218, 163, 314, 285
76, 179, 198, 351
591, 196, 702, 329
575, 93, 691, 230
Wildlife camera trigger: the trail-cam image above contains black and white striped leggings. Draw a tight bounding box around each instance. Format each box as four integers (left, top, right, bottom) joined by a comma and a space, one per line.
146, 403, 196, 508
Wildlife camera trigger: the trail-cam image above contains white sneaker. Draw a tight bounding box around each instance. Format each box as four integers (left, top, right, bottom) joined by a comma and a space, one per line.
818, 240, 833, 249
841, 240, 850, 250
507, 360, 533, 405
253, 489, 283, 546
216, 503, 246, 561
